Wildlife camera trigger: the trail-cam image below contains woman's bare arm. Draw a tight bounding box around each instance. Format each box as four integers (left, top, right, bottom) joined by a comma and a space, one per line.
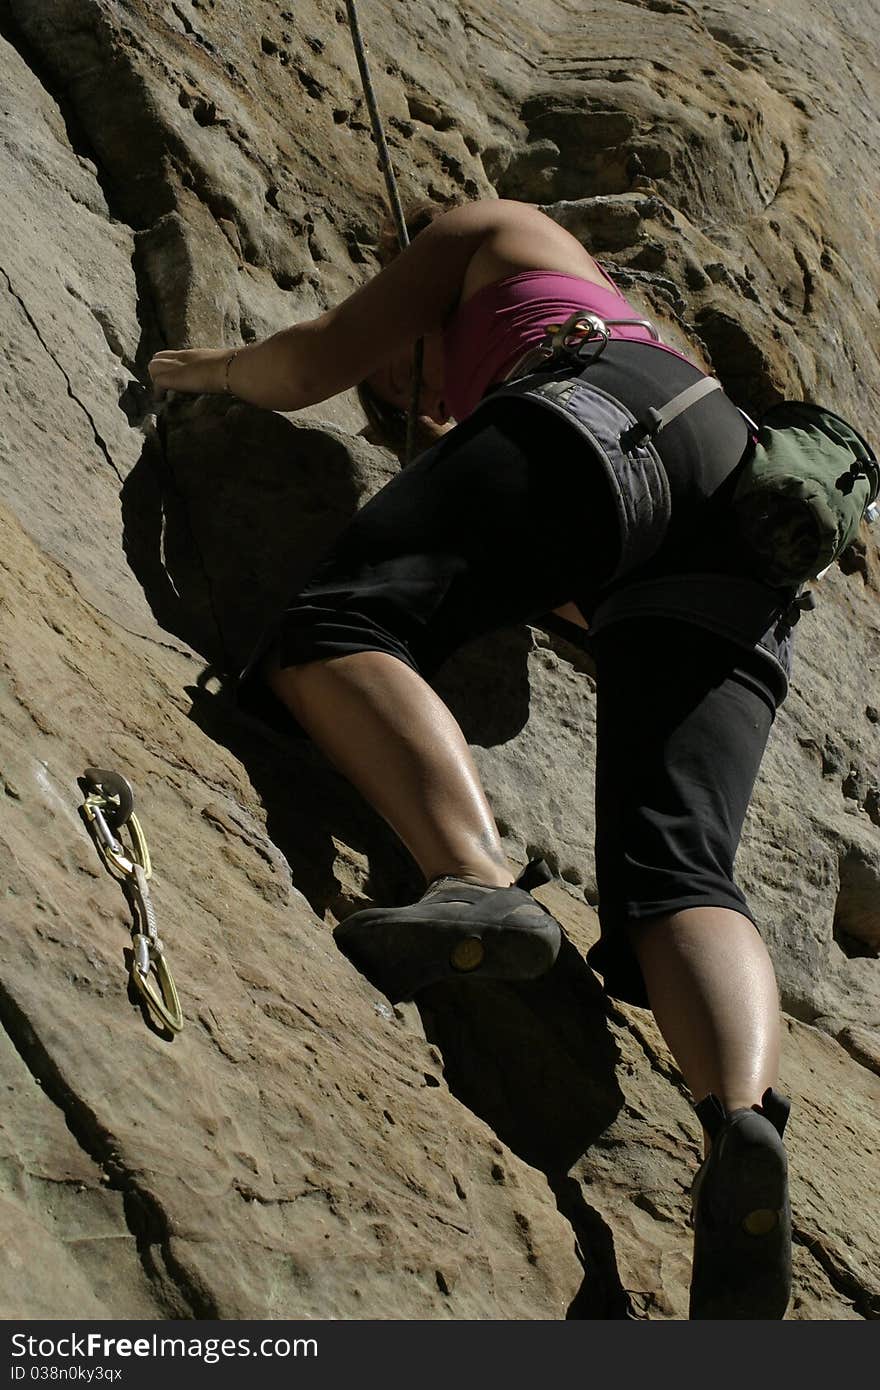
148, 200, 602, 410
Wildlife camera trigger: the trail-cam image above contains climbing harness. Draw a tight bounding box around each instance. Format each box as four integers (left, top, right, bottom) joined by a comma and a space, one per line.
477, 314, 725, 582
80, 768, 183, 1034
344, 0, 423, 464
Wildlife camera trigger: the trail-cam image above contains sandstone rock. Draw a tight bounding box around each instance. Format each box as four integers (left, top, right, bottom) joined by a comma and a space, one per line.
1, 0, 879, 1321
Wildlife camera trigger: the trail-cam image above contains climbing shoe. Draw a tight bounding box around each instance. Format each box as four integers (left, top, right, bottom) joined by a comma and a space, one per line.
333, 863, 562, 1002
689, 1087, 792, 1320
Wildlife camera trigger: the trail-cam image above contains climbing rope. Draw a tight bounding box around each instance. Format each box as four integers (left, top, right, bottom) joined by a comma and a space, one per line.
344, 0, 423, 464
80, 768, 183, 1034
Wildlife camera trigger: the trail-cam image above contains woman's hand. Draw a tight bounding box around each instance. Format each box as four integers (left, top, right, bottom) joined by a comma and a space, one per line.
148, 347, 232, 399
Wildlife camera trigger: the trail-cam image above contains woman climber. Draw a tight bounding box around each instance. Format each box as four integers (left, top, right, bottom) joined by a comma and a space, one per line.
149, 197, 794, 1320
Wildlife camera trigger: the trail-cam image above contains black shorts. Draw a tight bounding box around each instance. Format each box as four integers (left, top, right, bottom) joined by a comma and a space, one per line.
245, 361, 784, 1007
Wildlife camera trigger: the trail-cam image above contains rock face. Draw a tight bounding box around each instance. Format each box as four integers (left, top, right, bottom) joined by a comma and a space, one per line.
1, 0, 878, 1320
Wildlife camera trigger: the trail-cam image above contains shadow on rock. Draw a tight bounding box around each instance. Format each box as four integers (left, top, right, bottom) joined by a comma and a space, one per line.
432, 626, 535, 748
121, 396, 374, 674
416, 938, 631, 1319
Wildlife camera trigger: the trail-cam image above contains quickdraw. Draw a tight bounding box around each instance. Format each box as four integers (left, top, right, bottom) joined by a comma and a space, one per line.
80, 768, 183, 1034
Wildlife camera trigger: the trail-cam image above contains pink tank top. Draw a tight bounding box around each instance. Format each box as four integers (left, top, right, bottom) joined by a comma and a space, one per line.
442, 269, 693, 421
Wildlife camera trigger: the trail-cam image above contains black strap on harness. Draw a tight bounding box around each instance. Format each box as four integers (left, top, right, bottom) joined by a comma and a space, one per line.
621, 375, 724, 448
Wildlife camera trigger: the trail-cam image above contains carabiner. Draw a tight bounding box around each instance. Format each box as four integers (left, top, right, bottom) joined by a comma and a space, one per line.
129, 934, 184, 1034
543, 311, 611, 364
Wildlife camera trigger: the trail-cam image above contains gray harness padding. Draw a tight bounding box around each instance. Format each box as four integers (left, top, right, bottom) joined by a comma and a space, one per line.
481, 365, 726, 581
485, 370, 675, 579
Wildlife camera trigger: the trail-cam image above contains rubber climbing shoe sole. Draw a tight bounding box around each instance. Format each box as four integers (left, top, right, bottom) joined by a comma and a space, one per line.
333, 876, 562, 1002
689, 1094, 791, 1320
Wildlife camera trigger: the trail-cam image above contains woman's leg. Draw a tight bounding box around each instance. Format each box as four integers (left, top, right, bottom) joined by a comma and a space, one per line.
591, 619, 792, 1318
591, 620, 784, 1112
628, 906, 780, 1113
266, 649, 514, 887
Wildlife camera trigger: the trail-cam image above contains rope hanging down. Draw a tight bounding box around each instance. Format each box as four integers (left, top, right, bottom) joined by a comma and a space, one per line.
344, 0, 423, 464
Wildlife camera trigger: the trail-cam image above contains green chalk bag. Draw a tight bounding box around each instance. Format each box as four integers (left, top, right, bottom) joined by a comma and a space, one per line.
732, 402, 879, 587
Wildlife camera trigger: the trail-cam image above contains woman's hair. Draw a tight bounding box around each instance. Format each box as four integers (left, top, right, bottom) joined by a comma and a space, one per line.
374, 199, 447, 267
356, 377, 409, 454
356, 197, 456, 458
